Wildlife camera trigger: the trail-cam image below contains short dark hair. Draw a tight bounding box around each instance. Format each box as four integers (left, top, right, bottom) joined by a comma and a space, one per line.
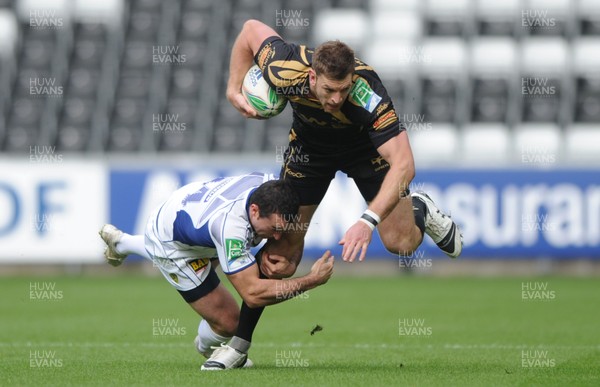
249, 180, 299, 220
313, 40, 355, 80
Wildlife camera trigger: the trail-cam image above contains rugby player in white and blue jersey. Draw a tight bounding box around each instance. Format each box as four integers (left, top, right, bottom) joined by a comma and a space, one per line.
99, 172, 334, 369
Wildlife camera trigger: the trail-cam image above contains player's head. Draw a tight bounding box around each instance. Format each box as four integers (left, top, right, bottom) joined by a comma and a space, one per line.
248, 180, 299, 240
310, 40, 355, 113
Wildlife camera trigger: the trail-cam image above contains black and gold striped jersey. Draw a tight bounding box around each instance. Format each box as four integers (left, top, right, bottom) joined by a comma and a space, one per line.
254, 36, 404, 152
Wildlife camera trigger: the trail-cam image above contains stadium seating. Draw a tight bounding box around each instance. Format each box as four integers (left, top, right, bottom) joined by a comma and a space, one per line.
0, 0, 596, 161
469, 38, 517, 123
565, 124, 600, 162
410, 123, 459, 164
313, 9, 369, 51
513, 123, 563, 163
474, 0, 520, 36
461, 123, 511, 164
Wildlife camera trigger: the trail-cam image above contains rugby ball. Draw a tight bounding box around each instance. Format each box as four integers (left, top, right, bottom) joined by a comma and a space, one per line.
242, 65, 287, 118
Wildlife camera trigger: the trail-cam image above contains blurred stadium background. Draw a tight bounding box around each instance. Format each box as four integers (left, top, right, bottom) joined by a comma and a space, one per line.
0, 0, 599, 272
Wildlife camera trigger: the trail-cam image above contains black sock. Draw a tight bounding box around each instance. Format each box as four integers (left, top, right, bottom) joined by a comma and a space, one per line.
234, 301, 264, 344
231, 255, 267, 349
412, 196, 426, 237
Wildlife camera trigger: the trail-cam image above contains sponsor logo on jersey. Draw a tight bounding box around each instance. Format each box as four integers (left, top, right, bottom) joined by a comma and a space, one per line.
283, 165, 306, 179
373, 110, 397, 131
225, 239, 245, 261
257, 43, 275, 69
376, 102, 389, 116
189, 258, 209, 272
349, 78, 382, 113
169, 273, 179, 283
371, 156, 389, 172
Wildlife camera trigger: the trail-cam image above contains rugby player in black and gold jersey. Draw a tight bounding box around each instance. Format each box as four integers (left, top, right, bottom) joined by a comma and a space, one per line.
202, 19, 463, 370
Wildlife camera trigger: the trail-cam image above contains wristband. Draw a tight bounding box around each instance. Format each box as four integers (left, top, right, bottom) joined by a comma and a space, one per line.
358, 218, 376, 231
360, 209, 380, 230
363, 209, 381, 224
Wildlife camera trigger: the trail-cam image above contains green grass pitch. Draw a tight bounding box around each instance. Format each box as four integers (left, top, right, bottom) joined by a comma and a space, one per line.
2, 273, 599, 386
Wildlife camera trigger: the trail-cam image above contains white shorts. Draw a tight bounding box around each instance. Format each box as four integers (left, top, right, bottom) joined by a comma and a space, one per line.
144, 205, 217, 293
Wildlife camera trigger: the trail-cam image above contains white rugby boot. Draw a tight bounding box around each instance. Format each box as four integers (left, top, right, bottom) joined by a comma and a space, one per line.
99, 224, 128, 266
412, 192, 463, 258
200, 343, 253, 371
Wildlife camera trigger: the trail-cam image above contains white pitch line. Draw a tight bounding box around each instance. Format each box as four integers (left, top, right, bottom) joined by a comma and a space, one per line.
1, 342, 599, 350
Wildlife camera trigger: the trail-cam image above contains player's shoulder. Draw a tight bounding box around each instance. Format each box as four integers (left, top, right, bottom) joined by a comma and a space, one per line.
346, 57, 389, 113
353, 57, 382, 83
257, 36, 312, 65
255, 37, 312, 91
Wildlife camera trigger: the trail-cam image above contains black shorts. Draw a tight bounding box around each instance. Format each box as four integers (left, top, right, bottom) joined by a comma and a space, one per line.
177, 266, 221, 303
279, 130, 390, 206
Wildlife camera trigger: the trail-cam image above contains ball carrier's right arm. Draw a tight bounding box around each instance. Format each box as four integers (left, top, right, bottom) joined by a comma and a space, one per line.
227, 20, 282, 119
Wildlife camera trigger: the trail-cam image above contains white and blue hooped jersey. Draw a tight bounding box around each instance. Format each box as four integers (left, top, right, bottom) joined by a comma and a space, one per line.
145, 172, 275, 274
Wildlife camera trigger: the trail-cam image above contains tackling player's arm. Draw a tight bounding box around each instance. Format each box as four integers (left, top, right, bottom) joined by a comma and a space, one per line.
227, 251, 334, 308
258, 248, 300, 279
227, 19, 281, 118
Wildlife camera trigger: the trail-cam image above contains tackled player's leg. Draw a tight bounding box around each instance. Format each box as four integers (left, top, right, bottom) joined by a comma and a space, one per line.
377, 192, 463, 258
376, 193, 424, 256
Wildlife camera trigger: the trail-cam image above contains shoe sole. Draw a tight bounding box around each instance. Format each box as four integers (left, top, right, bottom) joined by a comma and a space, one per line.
200, 357, 251, 371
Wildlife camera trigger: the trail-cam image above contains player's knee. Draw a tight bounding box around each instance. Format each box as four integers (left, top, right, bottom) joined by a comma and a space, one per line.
384, 242, 415, 256
380, 233, 418, 256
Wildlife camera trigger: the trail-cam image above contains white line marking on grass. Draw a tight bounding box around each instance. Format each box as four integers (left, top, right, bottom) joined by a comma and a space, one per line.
1, 342, 599, 350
